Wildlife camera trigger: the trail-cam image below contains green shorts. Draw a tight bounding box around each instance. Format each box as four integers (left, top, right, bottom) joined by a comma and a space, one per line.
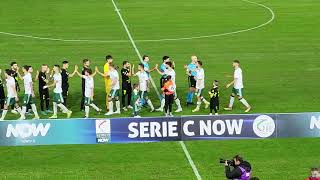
84, 97, 94, 106
139, 91, 149, 99
23, 94, 34, 105
232, 88, 244, 97
5, 97, 16, 106
53, 93, 64, 103
195, 89, 203, 97
109, 89, 120, 98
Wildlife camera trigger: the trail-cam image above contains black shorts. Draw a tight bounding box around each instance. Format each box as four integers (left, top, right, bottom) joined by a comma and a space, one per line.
39, 88, 49, 100
188, 76, 196, 88
122, 83, 132, 91
62, 88, 68, 97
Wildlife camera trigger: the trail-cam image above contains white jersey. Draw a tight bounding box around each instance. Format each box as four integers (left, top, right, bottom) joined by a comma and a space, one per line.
53, 73, 63, 93
108, 70, 120, 90
234, 67, 244, 89
23, 73, 33, 95
83, 75, 94, 97
195, 68, 205, 89
6, 77, 16, 98
164, 68, 176, 87
136, 71, 149, 91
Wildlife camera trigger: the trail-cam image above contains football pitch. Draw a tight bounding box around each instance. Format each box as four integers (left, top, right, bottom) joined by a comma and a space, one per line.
0, 0, 320, 179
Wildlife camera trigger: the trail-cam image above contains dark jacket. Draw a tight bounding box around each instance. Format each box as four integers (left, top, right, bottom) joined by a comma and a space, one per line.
225, 161, 251, 179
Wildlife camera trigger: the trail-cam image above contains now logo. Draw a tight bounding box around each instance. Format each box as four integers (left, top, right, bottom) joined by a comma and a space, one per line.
6, 123, 51, 138
310, 116, 320, 130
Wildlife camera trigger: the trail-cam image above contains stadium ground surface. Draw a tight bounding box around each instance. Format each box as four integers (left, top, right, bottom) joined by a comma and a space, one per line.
0, 0, 319, 179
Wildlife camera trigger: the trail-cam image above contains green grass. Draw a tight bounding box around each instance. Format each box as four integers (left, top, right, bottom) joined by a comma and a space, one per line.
0, 0, 319, 179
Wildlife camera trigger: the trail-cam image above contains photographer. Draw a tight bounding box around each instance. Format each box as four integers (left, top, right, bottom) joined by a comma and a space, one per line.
223, 155, 251, 180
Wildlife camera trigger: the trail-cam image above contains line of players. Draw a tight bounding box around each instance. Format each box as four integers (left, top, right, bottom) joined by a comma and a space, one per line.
0, 55, 251, 120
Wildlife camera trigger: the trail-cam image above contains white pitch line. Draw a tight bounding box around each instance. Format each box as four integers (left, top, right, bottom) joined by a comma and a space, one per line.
0, 0, 275, 43
111, 0, 160, 99
111, 1, 202, 179
179, 141, 202, 180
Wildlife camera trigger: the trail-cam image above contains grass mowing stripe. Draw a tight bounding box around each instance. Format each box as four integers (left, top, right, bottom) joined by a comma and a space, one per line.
111, 0, 160, 99
111, 0, 201, 179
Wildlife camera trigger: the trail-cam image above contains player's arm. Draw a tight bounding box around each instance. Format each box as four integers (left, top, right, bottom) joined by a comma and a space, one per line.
95, 67, 108, 77
131, 65, 137, 76
34, 70, 40, 81
30, 81, 35, 97
226, 79, 235, 88
45, 80, 56, 89
127, 63, 133, 76
155, 64, 164, 75
69, 65, 78, 78
16, 68, 23, 80
91, 67, 97, 77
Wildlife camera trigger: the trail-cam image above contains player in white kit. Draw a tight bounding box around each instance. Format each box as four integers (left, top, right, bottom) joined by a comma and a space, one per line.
17, 65, 40, 120
192, 61, 210, 112
0, 69, 23, 120
45, 65, 72, 119
225, 60, 251, 112
155, 61, 183, 113
96, 64, 121, 116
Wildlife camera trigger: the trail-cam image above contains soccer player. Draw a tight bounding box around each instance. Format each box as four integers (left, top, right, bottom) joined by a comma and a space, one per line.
121, 61, 133, 111
80, 59, 90, 111
155, 61, 182, 112
17, 65, 40, 120
225, 60, 251, 112
162, 75, 175, 117
104, 55, 113, 110
192, 60, 210, 112
61, 60, 77, 107
0, 69, 5, 112
209, 80, 219, 115
131, 84, 141, 117
45, 65, 72, 119
184, 55, 198, 105
132, 63, 155, 112
75, 67, 101, 118
0, 69, 23, 120
35, 64, 51, 115
10, 62, 20, 114
96, 64, 121, 115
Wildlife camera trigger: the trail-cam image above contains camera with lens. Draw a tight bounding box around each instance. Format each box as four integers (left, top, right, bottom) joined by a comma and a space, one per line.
219, 158, 235, 166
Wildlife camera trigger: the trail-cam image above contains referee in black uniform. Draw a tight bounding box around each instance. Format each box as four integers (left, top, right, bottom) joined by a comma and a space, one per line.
61, 60, 77, 107
121, 61, 132, 111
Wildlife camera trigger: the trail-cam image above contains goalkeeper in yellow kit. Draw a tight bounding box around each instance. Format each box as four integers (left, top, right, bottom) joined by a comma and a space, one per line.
104, 55, 113, 110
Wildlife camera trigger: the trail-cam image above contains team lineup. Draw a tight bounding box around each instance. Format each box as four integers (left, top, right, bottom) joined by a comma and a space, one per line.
0, 55, 251, 120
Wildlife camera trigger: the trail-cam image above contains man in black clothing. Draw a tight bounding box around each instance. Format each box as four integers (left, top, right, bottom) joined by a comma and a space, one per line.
224, 155, 252, 180
80, 59, 90, 111
35, 64, 51, 115
121, 61, 133, 111
61, 60, 77, 107
0, 69, 5, 111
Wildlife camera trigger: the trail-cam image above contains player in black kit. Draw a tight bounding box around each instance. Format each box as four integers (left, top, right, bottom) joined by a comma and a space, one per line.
61, 60, 77, 107
0, 69, 5, 111
35, 64, 51, 115
209, 80, 220, 115
121, 61, 133, 111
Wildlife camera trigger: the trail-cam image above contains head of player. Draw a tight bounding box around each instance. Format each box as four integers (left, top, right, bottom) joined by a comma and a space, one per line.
191, 55, 198, 64
138, 63, 145, 72
196, 60, 203, 69
213, 80, 219, 87
53, 65, 61, 74
233, 59, 240, 69
143, 55, 149, 63
5, 69, 14, 79
123, 61, 130, 69
106, 55, 113, 64
62, 60, 69, 69
109, 63, 116, 71
83, 59, 90, 68
11, 62, 18, 71
163, 56, 170, 63
165, 61, 173, 69
41, 64, 48, 73
23, 65, 33, 74
84, 68, 93, 76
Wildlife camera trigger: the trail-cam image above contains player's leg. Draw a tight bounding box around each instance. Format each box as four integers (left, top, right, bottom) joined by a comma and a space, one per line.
168, 94, 174, 116
192, 89, 202, 112
84, 97, 90, 118
39, 90, 46, 115
62, 88, 68, 107
20, 94, 30, 120
29, 96, 39, 119
105, 90, 114, 115
114, 90, 121, 114
0, 98, 11, 120
156, 94, 165, 112
127, 85, 132, 109
121, 88, 127, 111
174, 91, 182, 112
44, 89, 51, 113
200, 92, 210, 109
144, 91, 154, 112
90, 101, 101, 113
56, 94, 72, 118
224, 88, 236, 111
164, 94, 169, 116
237, 89, 251, 112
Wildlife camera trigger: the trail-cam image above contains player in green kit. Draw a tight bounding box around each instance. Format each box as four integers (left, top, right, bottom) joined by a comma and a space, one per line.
44, 65, 72, 119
